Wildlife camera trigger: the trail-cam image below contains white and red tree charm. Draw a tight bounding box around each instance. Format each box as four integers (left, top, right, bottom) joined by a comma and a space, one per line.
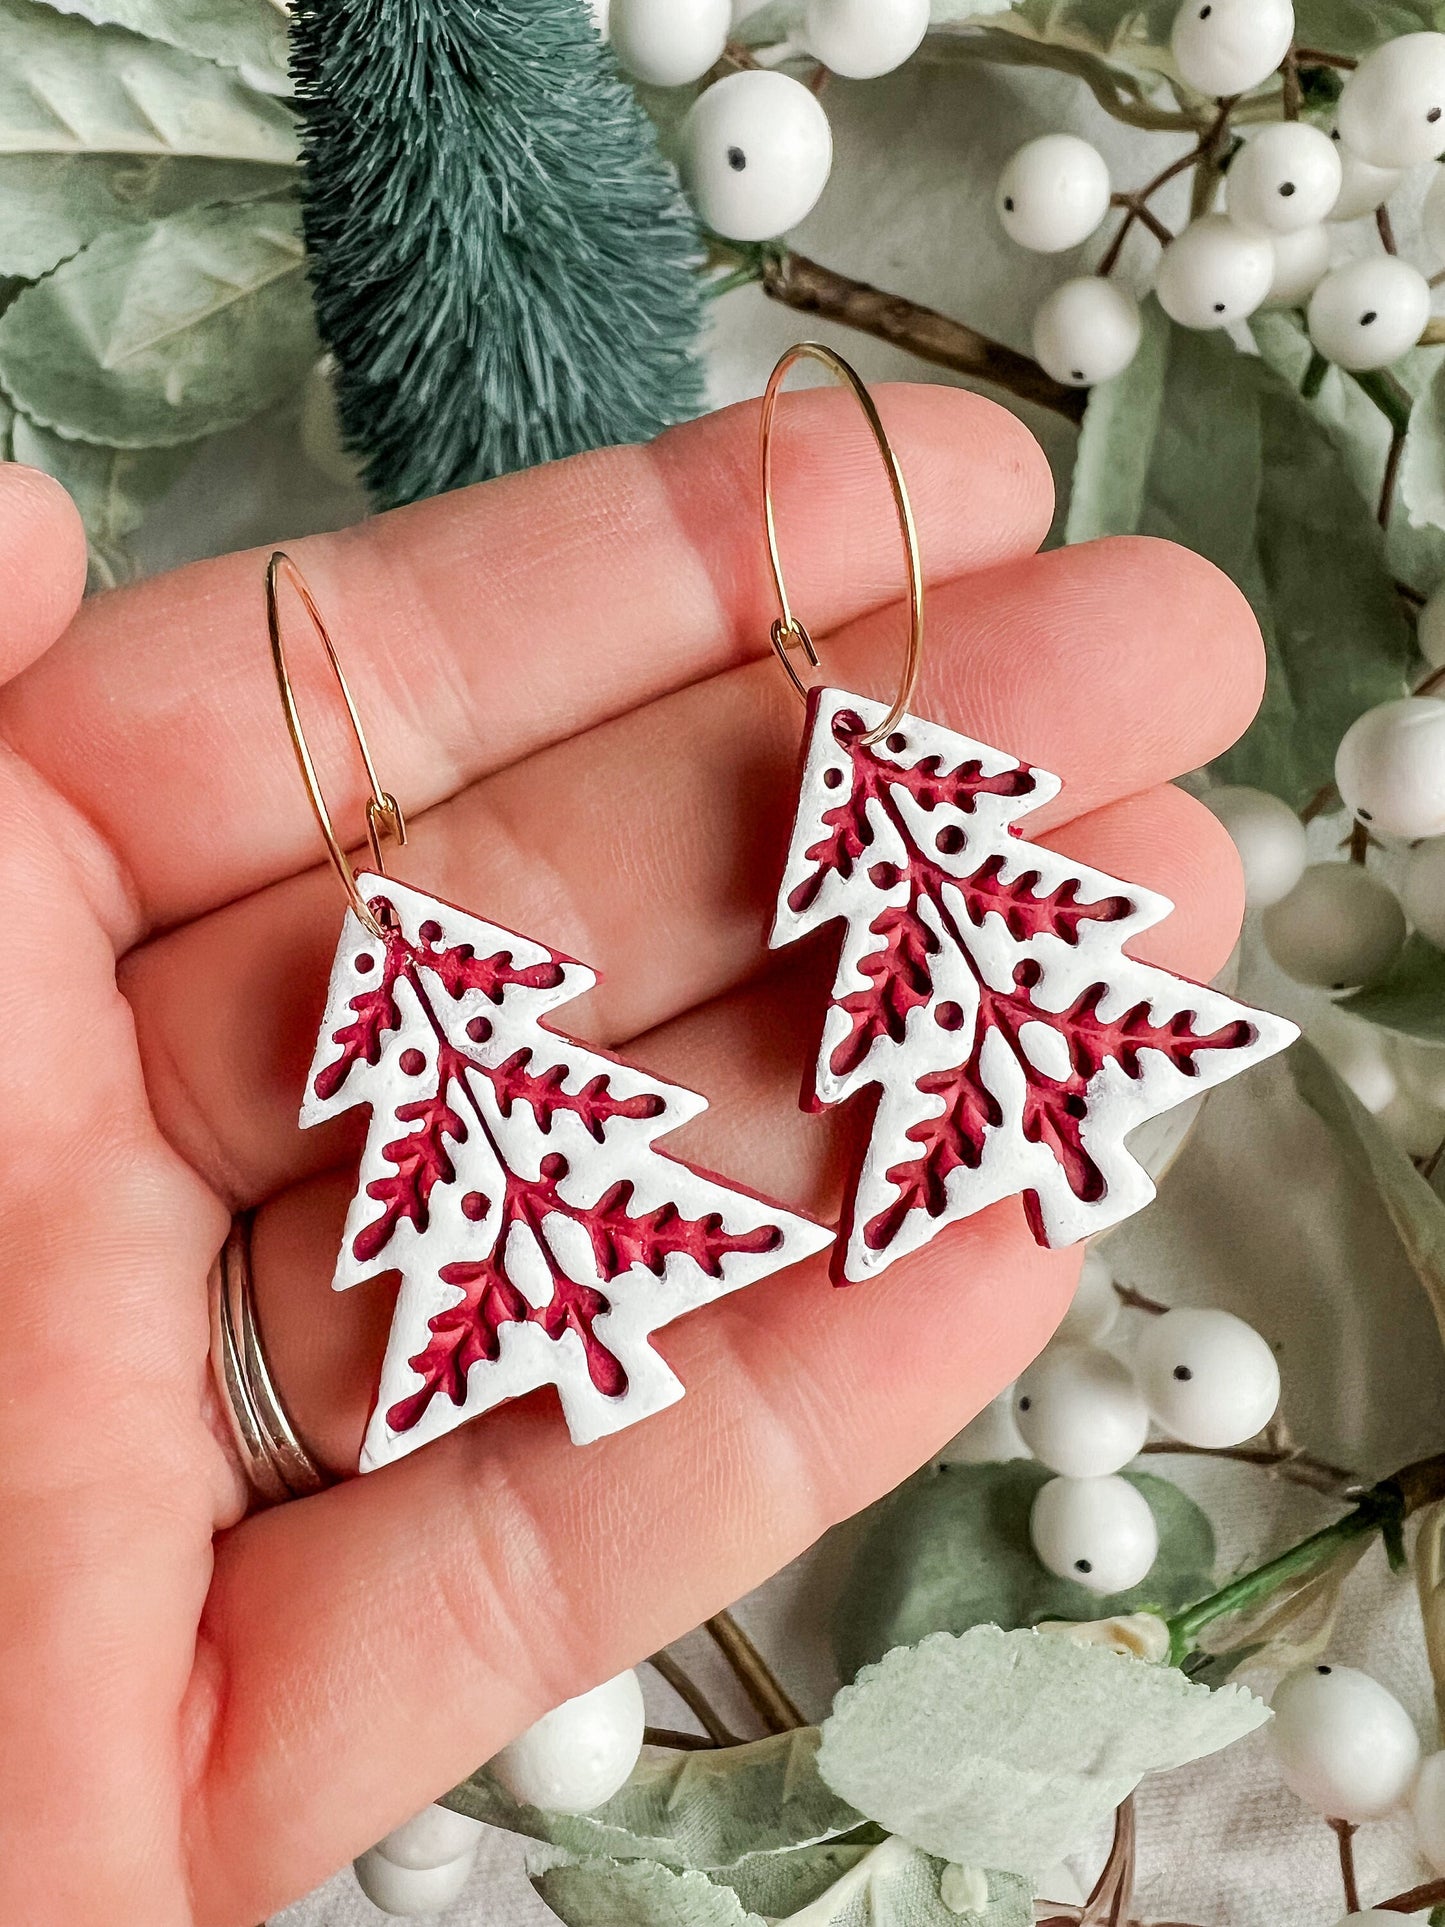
772, 689, 1297, 1284
304, 875, 832, 1470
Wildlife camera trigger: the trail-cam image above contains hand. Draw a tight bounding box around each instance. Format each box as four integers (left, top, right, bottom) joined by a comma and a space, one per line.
0, 384, 1260, 1926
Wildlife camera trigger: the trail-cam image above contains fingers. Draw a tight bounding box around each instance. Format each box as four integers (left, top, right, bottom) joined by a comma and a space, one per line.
179, 781, 1242, 1921
0, 387, 1053, 939
0, 464, 86, 685
123, 536, 1262, 1209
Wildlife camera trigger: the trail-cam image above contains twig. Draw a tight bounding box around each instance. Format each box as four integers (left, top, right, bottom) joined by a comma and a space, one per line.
1112, 1281, 1169, 1315
647, 1650, 742, 1746
1422, 318, 1445, 346
1349, 366, 1412, 528
1279, 47, 1302, 120
705, 1611, 806, 1733
1097, 101, 1230, 274
1300, 779, 1339, 823
1421, 1135, 1445, 1184
1377, 1876, 1445, 1911
1331, 1818, 1361, 1914
758, 249, 1087, 422
1377, 204, 1399, 255
644, 1726, 722, 1751
1138, 1438, 1360, 1498
1349, 817, 1372, 864
721, 38, 763, 70
1292, 45, 1359, 69
1080, 1798, 1136, 1927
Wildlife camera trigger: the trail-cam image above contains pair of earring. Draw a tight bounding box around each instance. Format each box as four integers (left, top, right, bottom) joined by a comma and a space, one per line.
276, 343, 1295, 1476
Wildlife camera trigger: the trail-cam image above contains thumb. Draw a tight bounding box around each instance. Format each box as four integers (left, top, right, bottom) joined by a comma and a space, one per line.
0, 462, 87, 684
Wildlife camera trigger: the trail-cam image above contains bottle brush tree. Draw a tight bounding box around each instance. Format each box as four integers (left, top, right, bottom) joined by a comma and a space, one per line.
289, 0, 706, 508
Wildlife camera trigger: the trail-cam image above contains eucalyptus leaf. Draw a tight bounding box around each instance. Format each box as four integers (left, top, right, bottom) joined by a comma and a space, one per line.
28, 0, 293, 94
0, 198, 316, 447
536, 1843, 1031, 1927
0, 153, 287, 280
716, 1843, 877, 1917
1068, 301, 1411, 807
1291, 1036, 1445, 1351
815, 1626, 1268, 1877
833, 1461, 1215, 1681
445, 1728, 864, 1872
1292, 0, 1445, 55
536, 1860, 759, 1927
1, 0, 298, 164
9, 411, 189, 586
1338, 935, 1445, 1045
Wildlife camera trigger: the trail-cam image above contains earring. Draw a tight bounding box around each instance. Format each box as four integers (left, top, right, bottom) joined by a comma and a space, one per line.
761, 345, 1298, 1285
267, 554, 832, 1471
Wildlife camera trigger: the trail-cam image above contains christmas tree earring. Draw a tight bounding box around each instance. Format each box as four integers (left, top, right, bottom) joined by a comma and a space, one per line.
761, 344, 1299, 1285
267, 553, 832, 1472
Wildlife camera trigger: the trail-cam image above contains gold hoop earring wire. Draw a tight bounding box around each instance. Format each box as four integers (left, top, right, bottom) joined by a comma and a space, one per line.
758, 342, 925, 747
266, 551, 407, 940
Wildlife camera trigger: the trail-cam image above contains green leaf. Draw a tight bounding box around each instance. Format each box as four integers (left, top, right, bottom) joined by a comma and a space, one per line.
1068, 301, 1412, 808
536, 1860, 759, 1927
1291, 0, 1445, 56
535, 1844, 1031, 1927
715, 1843, 877, 1917
10, 410, 189, 585
444, 1728, 864, 1872
0, 153, 287, 280
833, 1461, 1215, 1681
0, 197, 316, 446
815, 1625, 1269, 1877
28, 0, 293, 93
0, 0, 298, 163
1290, 1036, 1445, 1351
1339, 934, 1445, 1044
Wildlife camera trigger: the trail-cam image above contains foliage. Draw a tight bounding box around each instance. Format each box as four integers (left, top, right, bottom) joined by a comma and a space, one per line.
832, 1460, 1215, 1680
815, 1626, 1268, 1878
289, 0, 705, 508
1067, 302, 1413, 808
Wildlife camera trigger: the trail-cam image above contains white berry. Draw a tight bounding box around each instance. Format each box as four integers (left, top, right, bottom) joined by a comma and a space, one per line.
1030, 1474, 1159, 1595
1312, 1010, 1400, 1114
609, 0, 729, 86
1031, 277, 1141, 387
488, 1670, 645, 1814
1227, 123, 1342, 234
1338, 33, 1445, 169
1402, 838, 1445, 950
1170, 0, 1294, 99
1155, 215, 1274, 329
374, 1803, 485, 1872
1328, 134, 1404, 223
1264, 224, 1332, 308
996, 135, 1111, 253
939, 1383, 1031, 1463
1203, 785, 1307, 909
1418, 581, 1445, 668
1054, 1246, 1120, 1345
1132, 1307, 1279, 1448
679, 72, 833, 242
804, 0, 929, 78
1337, 696, 1445, 839
1270, 1663, 1421, 1821
1412, 1750, 1445, 1871
1308, 258, 1431, 372
1014, 1344, 1148, 1478
354, 1846, 476, 1916
1262, 863, 1406, 990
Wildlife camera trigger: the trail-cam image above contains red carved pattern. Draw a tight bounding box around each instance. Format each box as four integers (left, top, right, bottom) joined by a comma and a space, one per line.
315, 899, 785, 1434
791, 713, 1257, 1262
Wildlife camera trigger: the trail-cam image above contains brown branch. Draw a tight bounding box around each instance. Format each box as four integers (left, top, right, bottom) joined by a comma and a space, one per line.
1300, 780, 1339, 823
1112, 1281, 1169, 1315
1280, 47, 1302, 120
1380, 424, 1407, 529
1377, 204, 1399, 255
1348, 817, 1372, 865
1293, 45, 1359, 69
647, 1650, 742, 1746
705, 1611, 806, 1733
1081, 1798, 1136, 1927
1138, 1438, 1360, 1497
644, 1726, 722, 1751
1377, 1875, 1445, 1911
758, 250, 1087, 423
1331, 1819, 1361, 1914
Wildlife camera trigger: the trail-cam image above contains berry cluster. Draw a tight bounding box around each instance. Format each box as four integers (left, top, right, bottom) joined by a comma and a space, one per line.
952, 1250, 1282, 1597
997, 7, 1445, 388
355, 1672, 645, 1916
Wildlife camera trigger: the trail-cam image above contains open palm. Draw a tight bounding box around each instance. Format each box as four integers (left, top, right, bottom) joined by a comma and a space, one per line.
0, 383, 1261, 1927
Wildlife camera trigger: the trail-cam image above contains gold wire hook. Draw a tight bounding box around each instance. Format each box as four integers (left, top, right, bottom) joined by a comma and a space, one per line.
758, 342, 924, 747
266, 551, 407, 940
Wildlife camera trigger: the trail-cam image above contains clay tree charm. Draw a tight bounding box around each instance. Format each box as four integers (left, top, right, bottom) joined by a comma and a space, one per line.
758, 345, 1297, 1284
268, 553, 831, 1471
